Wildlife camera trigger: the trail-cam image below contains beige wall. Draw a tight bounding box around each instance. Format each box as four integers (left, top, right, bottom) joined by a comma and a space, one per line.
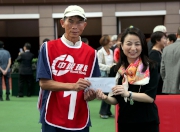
0, 2, 180, 44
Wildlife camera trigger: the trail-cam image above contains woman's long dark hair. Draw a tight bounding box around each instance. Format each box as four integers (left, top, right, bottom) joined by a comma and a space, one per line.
116, 26, 154, 72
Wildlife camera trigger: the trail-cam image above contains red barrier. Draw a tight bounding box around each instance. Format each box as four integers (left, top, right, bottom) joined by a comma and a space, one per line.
115, 95, 180, 132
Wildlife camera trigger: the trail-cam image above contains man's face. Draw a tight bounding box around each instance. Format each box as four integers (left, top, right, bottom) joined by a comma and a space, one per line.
60, 16, 87, 42
167, 38, 173, 45
23, 46, 26, 51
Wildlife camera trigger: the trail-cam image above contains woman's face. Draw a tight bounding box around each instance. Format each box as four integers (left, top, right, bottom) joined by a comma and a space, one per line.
121, 34, 142, 63
104, 41, 113, 49
159, 35, 167, 48
108, 41, 113, 48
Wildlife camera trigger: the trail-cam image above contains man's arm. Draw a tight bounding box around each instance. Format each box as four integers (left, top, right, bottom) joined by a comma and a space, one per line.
2, 58, 11, 75
0, 67, 3, 72
160, 52, 165, 80
16, 54, 22, 62
39, 78, 90, 92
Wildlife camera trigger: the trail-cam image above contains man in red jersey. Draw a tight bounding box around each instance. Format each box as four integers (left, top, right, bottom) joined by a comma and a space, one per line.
36, 5, 101, 132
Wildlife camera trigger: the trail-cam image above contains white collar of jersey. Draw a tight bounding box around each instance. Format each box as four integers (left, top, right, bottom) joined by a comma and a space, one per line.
61, 34, 82, 48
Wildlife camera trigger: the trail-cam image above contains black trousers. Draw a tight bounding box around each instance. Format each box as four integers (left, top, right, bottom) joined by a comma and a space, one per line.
0, 72, 10, 97
18, 74, 34, 96
99, 93, 112, 115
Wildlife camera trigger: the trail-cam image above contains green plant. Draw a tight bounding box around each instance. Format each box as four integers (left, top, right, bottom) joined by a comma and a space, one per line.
11, 61, 19, 73
11, 58, 38, 73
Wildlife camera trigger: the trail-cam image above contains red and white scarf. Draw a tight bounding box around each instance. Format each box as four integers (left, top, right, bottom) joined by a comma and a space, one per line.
118, 58, 150, 102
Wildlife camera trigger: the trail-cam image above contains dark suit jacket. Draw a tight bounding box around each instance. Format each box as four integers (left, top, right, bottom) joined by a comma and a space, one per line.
16, 51, 34, 75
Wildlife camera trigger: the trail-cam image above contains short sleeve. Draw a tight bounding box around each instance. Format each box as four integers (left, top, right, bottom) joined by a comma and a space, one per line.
36, 43, 52, 81
92, 58, 101, 77
144, 65, 159, 99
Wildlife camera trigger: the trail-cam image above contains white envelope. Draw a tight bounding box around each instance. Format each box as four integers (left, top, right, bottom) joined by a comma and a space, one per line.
85, 77, 116, 92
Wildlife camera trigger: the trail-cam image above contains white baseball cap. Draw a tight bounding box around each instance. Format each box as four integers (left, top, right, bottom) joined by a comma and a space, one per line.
111, 35, 118, 41
63, 5, 86, 20
153, 25, 167, 33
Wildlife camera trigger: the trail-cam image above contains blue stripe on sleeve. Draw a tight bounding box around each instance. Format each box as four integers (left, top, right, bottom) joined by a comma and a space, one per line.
36, 44, 51, 81
92, 58, 101, 77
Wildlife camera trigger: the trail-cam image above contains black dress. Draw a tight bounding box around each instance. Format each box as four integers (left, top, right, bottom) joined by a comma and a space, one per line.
113, 65, 160, 132
149, 49, 163, 94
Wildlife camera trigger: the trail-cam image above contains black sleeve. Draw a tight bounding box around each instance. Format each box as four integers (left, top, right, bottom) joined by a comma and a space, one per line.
16, 55, 22, 62
144, 65, 159, 99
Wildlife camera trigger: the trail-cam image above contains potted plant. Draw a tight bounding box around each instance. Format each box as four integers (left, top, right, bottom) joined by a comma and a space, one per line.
11, 58, 39, 96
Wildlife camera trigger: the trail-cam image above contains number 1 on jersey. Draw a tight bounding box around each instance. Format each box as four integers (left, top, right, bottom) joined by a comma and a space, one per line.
64, 91, 77, 120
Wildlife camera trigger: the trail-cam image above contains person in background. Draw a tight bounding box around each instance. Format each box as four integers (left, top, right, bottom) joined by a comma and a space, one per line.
109, 33, 123, 78
160, 26, 180, 94
149, 31, 167, 94
167, 34, 177, 45
0, 41, 11, 101
114, 33, 122, 63
148, 25, 167, 53
16, 43, 34, 97
36, 5, 100, 132
38, 38, 50, 54
110, 35, 118, 53
96, 26, 159, 132
43, 38, 50, 43
97, 34, 114, 119
113, 42, 121, 63
81, 37, 89, 45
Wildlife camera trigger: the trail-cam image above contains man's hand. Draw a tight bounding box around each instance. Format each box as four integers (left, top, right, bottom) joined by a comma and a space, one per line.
73, 78, 91, 91
84, 89, 96, 101
2, 70, 7, 75
0, 67, 7, 75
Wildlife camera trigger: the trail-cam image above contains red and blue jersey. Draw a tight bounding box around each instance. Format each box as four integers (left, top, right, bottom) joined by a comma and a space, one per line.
36, 38, 100, 130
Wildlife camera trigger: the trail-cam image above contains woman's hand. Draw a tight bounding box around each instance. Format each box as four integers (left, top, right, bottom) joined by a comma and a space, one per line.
96, 89, 108, 100
112, 85, 129, 97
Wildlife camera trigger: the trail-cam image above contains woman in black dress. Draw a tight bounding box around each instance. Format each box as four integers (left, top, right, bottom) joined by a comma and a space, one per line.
96, 26, 159, 132
149, 31, 167, 94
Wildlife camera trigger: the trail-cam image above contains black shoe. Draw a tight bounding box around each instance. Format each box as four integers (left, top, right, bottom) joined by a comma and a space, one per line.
0, 97, 3, 101
6, 96, 10, 101
100, 115, 109, 119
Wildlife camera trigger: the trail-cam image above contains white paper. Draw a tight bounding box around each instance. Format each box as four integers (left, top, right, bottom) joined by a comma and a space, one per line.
85, 77, 116, 92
